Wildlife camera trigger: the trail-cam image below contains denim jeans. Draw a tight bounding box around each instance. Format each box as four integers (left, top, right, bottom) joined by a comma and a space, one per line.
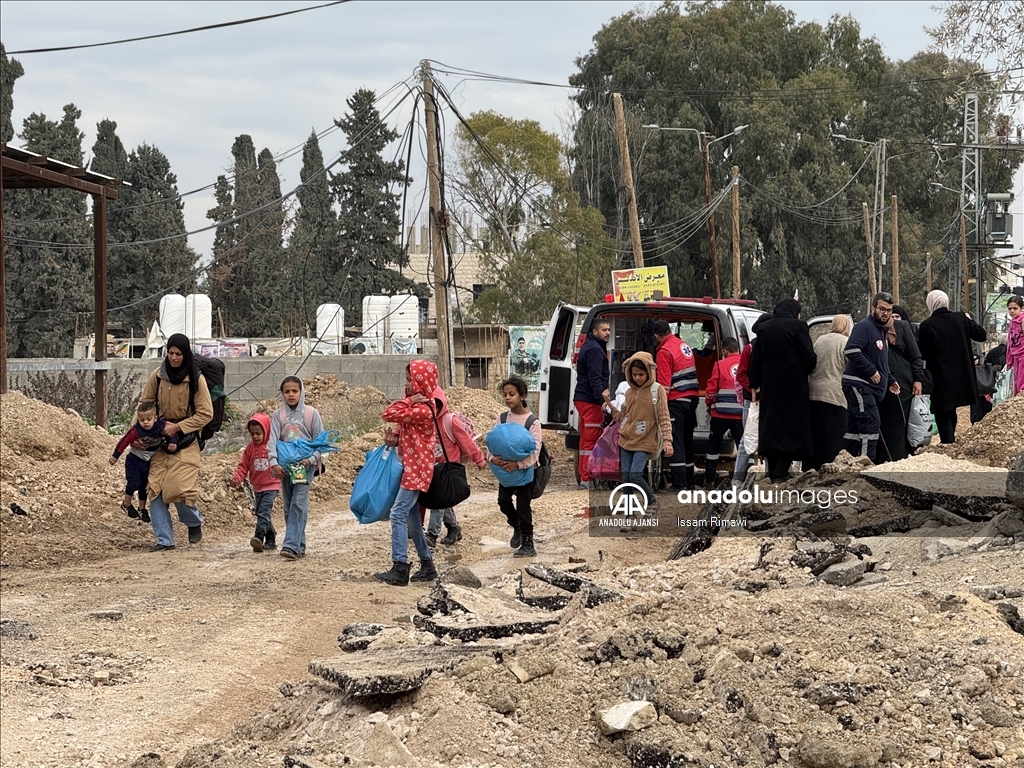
149, 493, 203, 547
254, 490, 278, 537
619, 448, 654, 506
390, 487, 433, 564
427, 507, 457, 537
281, 477, 310, 555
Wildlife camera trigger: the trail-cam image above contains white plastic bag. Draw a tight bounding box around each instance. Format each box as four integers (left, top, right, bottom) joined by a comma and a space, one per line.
994, 369, 1013, 407
742, 401, 759, 455
906, 394, 932, 448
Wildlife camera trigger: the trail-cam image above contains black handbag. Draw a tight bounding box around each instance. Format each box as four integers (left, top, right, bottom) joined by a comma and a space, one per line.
976, 363, 997, 395
420, 411, 471, 509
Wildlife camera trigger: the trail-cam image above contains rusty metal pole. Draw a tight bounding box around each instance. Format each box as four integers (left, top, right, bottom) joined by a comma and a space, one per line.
891, 194, 900, 305
731, 166, 740, 298
612, 93, 644, 268
94, 194, 108, 427
960, 213, 970, 312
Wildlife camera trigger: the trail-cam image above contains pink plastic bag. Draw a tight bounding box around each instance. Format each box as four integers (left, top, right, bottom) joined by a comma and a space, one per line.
587, 421, 621, 481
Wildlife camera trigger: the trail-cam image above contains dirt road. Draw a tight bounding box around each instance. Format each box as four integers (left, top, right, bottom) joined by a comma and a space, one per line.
0, 487, 670, 768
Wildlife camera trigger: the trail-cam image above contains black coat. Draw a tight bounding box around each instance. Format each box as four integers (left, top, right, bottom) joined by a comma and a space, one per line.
749, 305, 818, 456
918, 308, 987, 412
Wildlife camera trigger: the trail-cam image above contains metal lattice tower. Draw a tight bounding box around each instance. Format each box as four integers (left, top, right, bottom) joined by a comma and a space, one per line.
958, 92, 981, 311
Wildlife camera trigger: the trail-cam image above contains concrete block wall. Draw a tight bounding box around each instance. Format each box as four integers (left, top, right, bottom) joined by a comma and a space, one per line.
6, 354, 428, 407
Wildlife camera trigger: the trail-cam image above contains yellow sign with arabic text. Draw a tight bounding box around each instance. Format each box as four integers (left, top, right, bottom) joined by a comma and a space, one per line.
611, 266, 670, 302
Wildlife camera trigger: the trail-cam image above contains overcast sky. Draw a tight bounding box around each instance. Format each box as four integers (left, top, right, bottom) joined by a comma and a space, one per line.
2, 0, 1021, 259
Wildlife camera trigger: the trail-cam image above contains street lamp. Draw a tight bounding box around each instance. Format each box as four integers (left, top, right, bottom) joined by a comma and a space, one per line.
643, 124, 748, 297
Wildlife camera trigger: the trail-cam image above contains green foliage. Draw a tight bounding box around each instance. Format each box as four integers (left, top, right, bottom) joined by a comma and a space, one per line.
452, 111, 616, 323
4, 105, 92, 357
0, 43, 23, 144
21, 368, 143, 423
568, 1, 1021, 317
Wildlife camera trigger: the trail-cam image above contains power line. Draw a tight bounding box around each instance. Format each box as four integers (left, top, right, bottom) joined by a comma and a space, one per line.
7, 1, 351, 55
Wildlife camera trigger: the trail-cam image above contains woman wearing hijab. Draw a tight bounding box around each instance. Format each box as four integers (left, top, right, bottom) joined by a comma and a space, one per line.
918, 290, 986, 444
806, 314, 851, 471
748, 298, 817, 482
136, 333, 213, 550
877, 305, 926, 462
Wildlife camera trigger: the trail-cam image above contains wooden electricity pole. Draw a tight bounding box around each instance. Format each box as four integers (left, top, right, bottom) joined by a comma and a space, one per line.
423, 63, 453, 388
731, 166, 740, 298
701, 132, 721, 298
890, 194, 900, 305
863, 202, 876, 301
612, 93, 644, 268
959, 213, 970, 313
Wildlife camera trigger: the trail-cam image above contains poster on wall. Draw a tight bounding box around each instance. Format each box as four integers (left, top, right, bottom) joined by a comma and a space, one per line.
509, 325, 546, 391
611, 266, 670, 302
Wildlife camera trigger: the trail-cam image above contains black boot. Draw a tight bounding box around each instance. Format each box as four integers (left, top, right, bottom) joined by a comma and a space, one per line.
264, 527, 277, 551
509, 526, 522, 549
250, 529, 265, 552
373, 561, 411, 586
441, 524, 463, 545
425, 531, 438, 549
513, 536, 536, 558
188, 525, 203, 544
410, 558, 438, 582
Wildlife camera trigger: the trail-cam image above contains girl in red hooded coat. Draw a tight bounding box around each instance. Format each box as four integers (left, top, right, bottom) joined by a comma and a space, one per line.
374, 360, 439, 586
230, 413, 282, 552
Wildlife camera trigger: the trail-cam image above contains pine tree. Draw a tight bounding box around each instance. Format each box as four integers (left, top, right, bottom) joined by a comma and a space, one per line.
330, 89, 423, 326
1, 43, 25, 144
5, 105, 92, 356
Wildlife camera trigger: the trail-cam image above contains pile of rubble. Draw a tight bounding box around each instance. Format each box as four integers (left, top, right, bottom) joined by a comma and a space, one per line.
927, 395, 1024, 468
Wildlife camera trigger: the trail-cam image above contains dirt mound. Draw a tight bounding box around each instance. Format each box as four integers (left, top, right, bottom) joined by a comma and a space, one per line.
926, 394, 1024, 468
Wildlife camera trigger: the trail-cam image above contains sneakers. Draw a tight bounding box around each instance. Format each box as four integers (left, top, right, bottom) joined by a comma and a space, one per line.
187, 526, 203, 544
409, 558, 438, 582
250, 536, 264, 553
150, 543, 175, 552
441, 525, 463, 546
139, 508, 150, 523
513, 537, 536, 558
373, 561, 411, 586
121, 502, 139, 519
279, 548, 298, 560
425, 532, 438, 549
509, 527, 523, 549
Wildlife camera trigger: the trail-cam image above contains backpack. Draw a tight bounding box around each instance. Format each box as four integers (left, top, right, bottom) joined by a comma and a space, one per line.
275, 405, 326, 476
155, 355, 226, 450
439, 411, 482, 463
500, 412, 551, 499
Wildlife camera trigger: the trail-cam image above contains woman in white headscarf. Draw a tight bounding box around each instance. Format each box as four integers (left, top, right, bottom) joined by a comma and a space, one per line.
918, 290, 987, 443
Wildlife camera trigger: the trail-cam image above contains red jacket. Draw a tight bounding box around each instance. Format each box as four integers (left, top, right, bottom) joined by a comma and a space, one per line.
231, 413, 281, 492
736, 343, 753, 397
656, 335, 698, 399
706, 353, 743, 420
382, 360, 439, 491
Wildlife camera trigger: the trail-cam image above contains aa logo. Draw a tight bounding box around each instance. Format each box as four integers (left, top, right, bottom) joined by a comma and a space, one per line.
609, 483, 650, 517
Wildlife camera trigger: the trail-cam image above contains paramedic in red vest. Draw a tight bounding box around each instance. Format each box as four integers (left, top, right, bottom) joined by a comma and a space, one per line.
572, 319, 611, 489
703, 337, 743, 488
653, 319, 699, 489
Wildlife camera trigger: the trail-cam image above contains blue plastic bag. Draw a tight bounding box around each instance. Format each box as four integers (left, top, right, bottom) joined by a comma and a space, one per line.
350, 445, 404, 524
485, 422, 536, 488
276, 429, 342, 466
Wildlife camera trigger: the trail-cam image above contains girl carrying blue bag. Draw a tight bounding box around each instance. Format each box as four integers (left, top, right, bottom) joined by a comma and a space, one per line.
486, 376, 541, 557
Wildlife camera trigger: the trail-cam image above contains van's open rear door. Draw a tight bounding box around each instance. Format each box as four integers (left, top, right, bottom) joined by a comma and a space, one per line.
538, 302, 588, 429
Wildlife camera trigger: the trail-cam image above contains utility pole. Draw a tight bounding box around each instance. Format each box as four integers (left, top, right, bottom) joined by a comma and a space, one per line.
422, 62, 453, 388
731, 166, 740, 298
93, 193, 108, 427
959, 213, 970, 313
701, 133, 721, 298
612, 93, 644, 268
925, 252, 932, 293
862, 203, 876, 302
890, 194, 899, 305
876, 139, 887, 293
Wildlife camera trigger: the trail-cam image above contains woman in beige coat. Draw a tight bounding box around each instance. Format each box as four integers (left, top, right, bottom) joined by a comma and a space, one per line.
806, 315, 851, 470
137, 333, 213, 551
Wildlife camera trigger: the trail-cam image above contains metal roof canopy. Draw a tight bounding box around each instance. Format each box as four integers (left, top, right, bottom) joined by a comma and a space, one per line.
1, 143, 125, 426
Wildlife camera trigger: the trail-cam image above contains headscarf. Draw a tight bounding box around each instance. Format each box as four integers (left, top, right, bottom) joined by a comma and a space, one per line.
164, 333, 199, 403
773, 298, 801, 319
829, 314, 852, 336
926, 290, 949, 315
892, 305, 912, 325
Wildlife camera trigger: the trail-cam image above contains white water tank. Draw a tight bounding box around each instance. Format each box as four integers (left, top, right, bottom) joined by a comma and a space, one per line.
159, 294, 186, 338
184, 293, 213, 340
388, 294, 419, 341
316, 303, 344, 340
362, 295, 390, 339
